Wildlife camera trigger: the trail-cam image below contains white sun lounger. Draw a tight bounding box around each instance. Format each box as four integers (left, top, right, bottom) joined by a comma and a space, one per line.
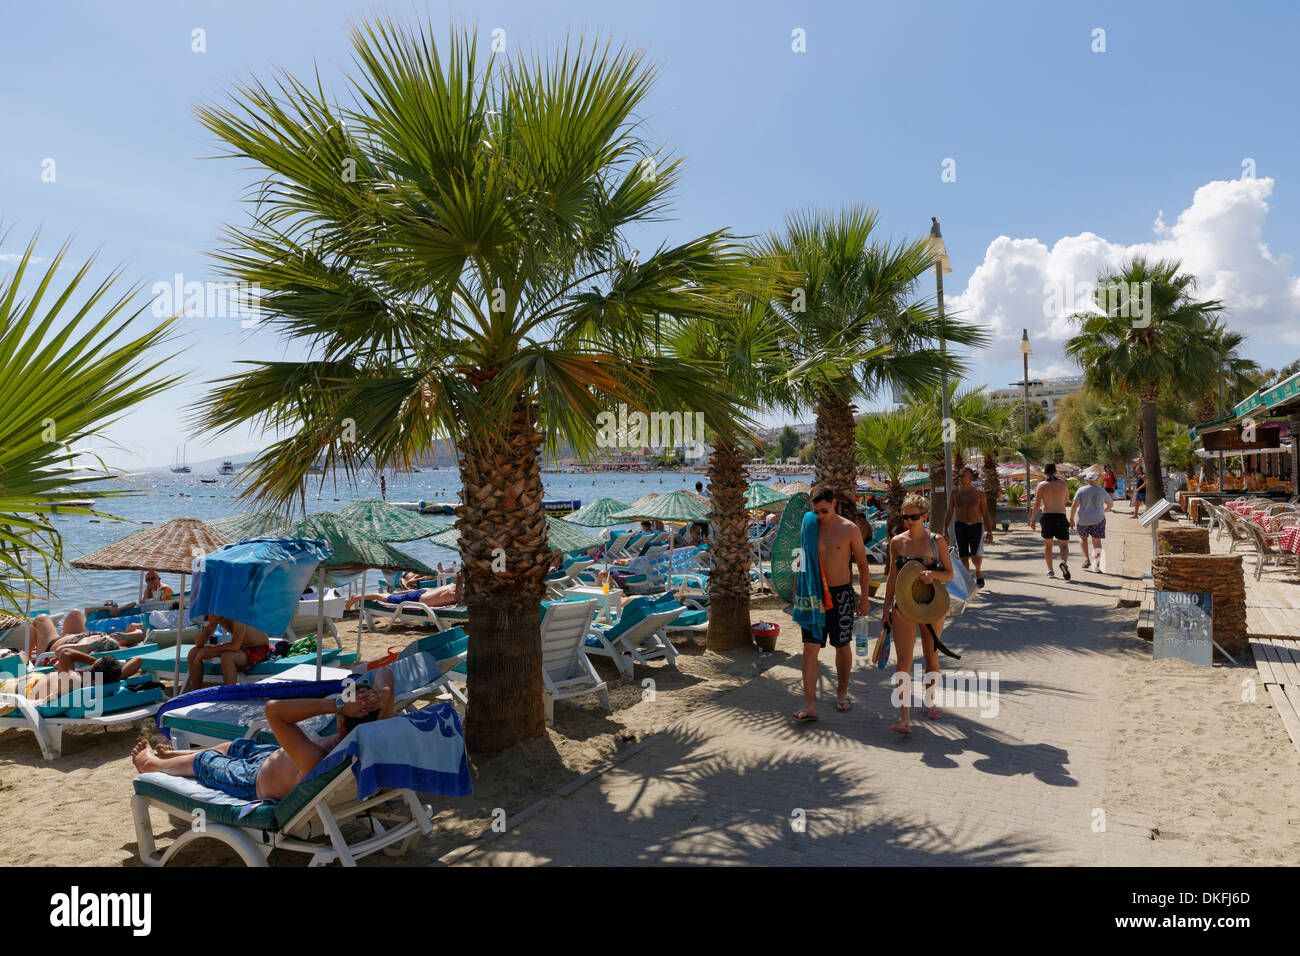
0, 669, 165, 760
539, 599, 607, 725
132, 754, 434, 867
585, 605, 683, 678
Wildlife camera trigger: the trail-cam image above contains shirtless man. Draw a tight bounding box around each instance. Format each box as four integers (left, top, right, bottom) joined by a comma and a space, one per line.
1030, 463, 1072, 580
0, 648, 143, 715
942, 466, 994, 588
131, 671, 395, 801
186, 614, 274, 688
30, 610, 148, 657
344, 573, 463, 614
793, 486, 872, 721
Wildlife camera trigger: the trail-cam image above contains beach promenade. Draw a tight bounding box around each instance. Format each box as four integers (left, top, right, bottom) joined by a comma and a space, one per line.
446, 509, 1298, 866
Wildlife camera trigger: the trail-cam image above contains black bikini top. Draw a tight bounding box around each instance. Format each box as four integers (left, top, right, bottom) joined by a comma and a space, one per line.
894, 533, 941, 570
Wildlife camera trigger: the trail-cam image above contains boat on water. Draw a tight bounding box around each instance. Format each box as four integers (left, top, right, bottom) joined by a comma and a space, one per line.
392, 498, 581, 517
218, 460, 236, 475
169, 446, 190, 474
199, 477, 218, 484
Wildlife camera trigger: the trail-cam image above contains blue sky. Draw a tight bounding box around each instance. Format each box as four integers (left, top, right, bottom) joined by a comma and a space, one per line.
4, 0, 1298, 469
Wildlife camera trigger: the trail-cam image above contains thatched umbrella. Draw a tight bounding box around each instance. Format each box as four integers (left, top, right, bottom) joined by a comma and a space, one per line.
210, 511, 285, 540
563, 497, 631, 527
773, 480, 812, 496
626, 492, 661, 510
432, 516, 602, 556
334, 498, 446, 542
280, 512, 435, 672
72, 517, 234, 684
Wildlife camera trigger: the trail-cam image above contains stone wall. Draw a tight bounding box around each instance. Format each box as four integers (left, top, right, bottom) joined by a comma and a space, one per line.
1151, 554, 1247, 658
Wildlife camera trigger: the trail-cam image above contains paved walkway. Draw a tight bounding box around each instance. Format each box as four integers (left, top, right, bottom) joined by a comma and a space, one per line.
450, 516, 1186, 865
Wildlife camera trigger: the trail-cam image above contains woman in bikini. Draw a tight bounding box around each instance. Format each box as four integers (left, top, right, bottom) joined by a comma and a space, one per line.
880, 494, 955, 735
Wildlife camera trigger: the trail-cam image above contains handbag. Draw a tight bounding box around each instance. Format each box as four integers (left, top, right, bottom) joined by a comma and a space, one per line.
933, 533, 976, 616
871, 620, 892, 669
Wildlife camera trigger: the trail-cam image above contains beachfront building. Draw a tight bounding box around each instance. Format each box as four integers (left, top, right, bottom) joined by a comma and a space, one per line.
990, 376, 1085, 422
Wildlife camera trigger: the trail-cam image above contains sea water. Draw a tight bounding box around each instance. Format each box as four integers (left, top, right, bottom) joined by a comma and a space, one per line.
31, 468, 807, 611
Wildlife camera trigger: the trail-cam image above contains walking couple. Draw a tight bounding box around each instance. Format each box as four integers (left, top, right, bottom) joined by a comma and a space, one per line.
792, 487, 956, 735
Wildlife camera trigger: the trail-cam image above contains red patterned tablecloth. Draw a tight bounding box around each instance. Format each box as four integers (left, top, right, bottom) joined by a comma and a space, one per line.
1252, 509, 1271, 528
1280, 525, 1300, 555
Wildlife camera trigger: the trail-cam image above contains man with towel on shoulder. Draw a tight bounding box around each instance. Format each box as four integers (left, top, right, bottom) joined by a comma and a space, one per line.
792, 486, 871, 721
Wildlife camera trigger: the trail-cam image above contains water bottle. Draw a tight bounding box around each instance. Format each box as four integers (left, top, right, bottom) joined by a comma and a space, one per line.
854, 615, 870, 658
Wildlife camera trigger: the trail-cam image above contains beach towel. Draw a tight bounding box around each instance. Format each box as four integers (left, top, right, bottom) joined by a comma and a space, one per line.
153, 678, 346, 739
305, 703, 472, 799
189, 538, 332, 638
791, 512, 829, 634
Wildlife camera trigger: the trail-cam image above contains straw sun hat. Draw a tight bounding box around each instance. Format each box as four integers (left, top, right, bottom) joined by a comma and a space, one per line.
894, 560, 950, 624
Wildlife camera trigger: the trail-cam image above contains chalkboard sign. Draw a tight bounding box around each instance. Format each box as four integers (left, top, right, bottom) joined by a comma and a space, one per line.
1153, 591, 1213, 666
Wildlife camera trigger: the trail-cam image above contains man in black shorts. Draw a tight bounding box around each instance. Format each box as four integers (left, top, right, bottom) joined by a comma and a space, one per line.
1030, 463, 1072, 579
793, 486, 871, 721
943, 466, 994, 588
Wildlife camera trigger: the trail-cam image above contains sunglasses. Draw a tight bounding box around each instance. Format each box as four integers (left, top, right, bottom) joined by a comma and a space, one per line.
902, 514, 925, 521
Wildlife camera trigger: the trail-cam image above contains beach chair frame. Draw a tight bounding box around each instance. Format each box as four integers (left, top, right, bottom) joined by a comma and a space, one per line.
132, 758, 434, 867
540, 599, 607, 725
585, 607, 683, 679
0, 671, 163, 760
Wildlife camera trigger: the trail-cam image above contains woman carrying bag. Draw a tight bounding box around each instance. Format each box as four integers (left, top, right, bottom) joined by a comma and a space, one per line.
880, 493, 957, 735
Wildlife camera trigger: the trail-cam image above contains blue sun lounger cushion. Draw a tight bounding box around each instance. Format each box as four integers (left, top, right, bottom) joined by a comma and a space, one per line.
585, 596, 655, 647
35, 674, 165, 718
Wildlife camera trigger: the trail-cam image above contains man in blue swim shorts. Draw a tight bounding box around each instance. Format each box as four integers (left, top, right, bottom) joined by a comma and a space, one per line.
131, 669, 395, 802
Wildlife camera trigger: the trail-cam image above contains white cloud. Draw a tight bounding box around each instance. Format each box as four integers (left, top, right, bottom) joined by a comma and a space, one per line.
949, 176, 1300, 384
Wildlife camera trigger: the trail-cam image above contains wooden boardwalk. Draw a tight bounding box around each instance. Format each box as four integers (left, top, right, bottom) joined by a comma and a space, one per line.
1250, 638, 1300, 758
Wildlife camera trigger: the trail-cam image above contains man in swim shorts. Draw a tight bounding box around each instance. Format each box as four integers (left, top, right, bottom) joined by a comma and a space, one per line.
794, 486, 871, 722
942, 466, 994, 588
344, 573, 463, 614
1030, 463, 1072, 580
186, 614, 275, 688
1070, 472, 1114, 572
130, 670, 395, 801
29, 610, 149, 658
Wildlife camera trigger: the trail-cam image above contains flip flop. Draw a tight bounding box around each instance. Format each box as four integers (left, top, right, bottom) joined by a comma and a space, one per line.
890, 720, 912, 735
836, 698, 852, 712
792, 710, 818, 722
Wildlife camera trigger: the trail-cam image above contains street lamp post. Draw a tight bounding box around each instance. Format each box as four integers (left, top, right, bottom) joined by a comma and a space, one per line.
1020, 330, 1032, 522
928, 218, 953, 531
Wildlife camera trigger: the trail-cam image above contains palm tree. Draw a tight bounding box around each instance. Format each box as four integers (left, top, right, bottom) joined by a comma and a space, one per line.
1158, 421, 1199, 481
1192, 320, 1259, 424
0, 235, 178, 613
192, 22, 755, 753
668, 288, 794, 651
761, 206, 987, 501
1065, 256, 1222, 506
968, 395, 1019, 520
904, 380, 993, 518
855, 406, 938, 513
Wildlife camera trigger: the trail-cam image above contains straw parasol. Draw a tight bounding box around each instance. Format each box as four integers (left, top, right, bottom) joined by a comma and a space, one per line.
280, 512, 435, 671
773, 480, 811, 496
431, 516, 602, 556
334, 497, 447, 542
563, 497, 632, 527
210, 511, 288, 541
72, 517, 232, 574
72, 517, 234, 686
626, 492, 661, 510
744, 483, 791, 512
612, 490, 710, 523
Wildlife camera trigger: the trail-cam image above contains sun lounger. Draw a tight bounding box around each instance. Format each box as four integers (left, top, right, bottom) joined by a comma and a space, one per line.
0, 669, 165, 760
538, 598, 606, 725
585, 596, 682, 678
161, 650, 455, 748
132, 709, 467, 866
31, 641, 159, 669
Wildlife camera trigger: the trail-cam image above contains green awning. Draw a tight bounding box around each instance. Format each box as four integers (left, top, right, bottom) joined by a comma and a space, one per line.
209, 511, 286, 540
902, 470, 931, 488
744, 483, 791, 511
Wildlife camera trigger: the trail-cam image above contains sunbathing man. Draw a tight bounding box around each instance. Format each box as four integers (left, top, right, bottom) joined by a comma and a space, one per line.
186, 614, 274, 688
344, 573, 463, 614
85, 570, 173, 617
130, 671, 395, 801
30, 610, 149, 658
0, 648, 143, 714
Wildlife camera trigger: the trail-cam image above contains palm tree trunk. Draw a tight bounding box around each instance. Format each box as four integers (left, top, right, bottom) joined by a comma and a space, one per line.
457, 395, 550, 754
1139, 382, 1165, 508
705, 439, 752, 651
814, 386, 857, 499
887, 479, 905, 513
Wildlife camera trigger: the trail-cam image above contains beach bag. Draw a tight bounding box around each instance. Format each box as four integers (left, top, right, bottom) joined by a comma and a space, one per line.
288, 634, 316, 656
871, 621, 892, 669
932, 533, 975, 617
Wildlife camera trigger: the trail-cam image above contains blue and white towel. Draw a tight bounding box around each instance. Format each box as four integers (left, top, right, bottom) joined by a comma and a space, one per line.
306, 703, 472, 799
